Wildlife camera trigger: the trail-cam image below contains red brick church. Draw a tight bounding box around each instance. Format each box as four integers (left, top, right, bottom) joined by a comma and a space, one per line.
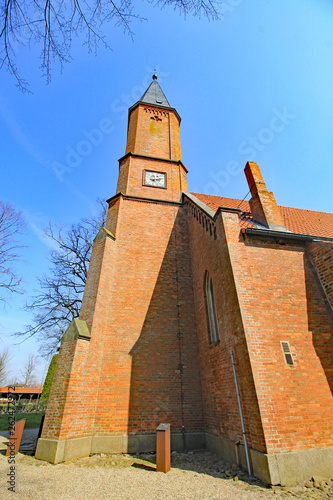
36, 75, 333, 486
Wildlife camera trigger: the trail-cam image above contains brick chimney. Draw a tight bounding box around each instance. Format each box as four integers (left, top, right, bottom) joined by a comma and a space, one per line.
244, 161, 286, 231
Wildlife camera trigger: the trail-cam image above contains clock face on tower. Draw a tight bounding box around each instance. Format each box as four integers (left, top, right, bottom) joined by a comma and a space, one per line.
143, 170, 167, 189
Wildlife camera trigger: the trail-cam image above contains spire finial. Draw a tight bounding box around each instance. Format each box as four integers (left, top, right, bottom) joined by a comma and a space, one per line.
139, 72, 171, 107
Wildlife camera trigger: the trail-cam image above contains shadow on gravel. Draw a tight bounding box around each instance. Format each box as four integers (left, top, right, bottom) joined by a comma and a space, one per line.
132, 462, 156, 472
136, 450, 270, 489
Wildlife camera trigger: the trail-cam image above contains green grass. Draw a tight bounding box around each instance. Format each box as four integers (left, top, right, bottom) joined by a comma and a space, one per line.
0, 412, 45, 431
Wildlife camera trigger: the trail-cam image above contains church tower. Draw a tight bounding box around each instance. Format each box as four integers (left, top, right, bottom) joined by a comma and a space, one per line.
117, 73, 187, 201
36, 76, 204, 463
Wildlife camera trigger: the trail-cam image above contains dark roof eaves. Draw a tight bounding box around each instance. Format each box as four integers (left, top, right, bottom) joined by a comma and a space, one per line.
244, 227, 333, 243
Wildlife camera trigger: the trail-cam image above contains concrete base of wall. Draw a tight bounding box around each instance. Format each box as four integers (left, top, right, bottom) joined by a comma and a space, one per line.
252, 446, 333, 486
35, 432, 205, 464
205, 432, 248, 469
35, 436, 92, 464
205, 432, 333, 486
35, 431, 333, 486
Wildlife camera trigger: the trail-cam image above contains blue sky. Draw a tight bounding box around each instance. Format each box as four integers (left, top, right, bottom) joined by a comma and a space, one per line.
1, 0, 333, 382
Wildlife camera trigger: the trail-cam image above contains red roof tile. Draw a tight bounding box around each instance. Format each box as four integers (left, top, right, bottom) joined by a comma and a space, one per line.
191, 193, 333, 238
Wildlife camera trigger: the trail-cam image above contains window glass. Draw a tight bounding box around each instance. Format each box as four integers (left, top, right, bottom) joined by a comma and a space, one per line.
205, 272, 220, 344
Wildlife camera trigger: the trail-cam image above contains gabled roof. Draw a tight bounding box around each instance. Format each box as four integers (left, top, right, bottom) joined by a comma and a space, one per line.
191, 193, 333, 239
139, 75, 171, 108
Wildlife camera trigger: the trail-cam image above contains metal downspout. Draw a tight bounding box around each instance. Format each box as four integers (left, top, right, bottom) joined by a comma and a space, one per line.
230, 350, 252, 477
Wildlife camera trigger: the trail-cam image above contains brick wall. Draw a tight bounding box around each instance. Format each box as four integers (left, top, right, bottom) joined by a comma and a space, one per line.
186, 201, 266, 453
42, 235, 117, 441
185, 199, 333, 456
94, 198, 203, 435
106, 197, 121, 236
118, 101, 186, 203
116, 157, 130, 194
42, 339, 94, 440
307, 240, 333, 392
43, 197, 204, 441
307, 241, 333, 310
228, 226, 333, 453
126, 104, 181, 161
117, 156, 186, 202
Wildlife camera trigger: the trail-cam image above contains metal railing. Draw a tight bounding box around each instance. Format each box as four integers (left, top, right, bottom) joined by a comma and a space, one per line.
0, 403, 47, 414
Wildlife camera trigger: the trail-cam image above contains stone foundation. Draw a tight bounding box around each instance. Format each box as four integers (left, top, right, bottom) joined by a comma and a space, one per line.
205, 432, 333, 486
35, 431, 333, 486
35, 432, 205, 464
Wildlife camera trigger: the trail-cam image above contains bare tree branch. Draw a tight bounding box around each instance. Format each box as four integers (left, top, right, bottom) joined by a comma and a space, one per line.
0, 347, 12, 386
0, 0, 220, 91
16, 199, 107, 356
0, 201, 25, 302
20, 353, 39, 387
150, 0, 220, 19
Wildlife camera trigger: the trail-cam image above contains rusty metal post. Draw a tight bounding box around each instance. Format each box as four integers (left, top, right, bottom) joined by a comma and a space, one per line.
6, 419, 26, 456
156, 423, 171, 473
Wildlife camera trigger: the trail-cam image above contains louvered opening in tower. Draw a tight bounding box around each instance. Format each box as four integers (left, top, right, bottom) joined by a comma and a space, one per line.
281, 341, 294, 366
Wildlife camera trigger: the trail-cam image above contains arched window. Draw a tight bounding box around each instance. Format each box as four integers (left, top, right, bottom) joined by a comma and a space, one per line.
205, 272, 220, 344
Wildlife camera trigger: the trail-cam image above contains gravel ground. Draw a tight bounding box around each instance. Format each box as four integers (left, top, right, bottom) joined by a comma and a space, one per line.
1, 432, 333, 500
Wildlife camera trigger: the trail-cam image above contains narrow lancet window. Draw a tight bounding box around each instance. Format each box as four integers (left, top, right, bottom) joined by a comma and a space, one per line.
205, 272, 220, 344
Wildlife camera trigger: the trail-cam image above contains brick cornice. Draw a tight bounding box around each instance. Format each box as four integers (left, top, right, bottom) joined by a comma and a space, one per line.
118, 152, 188, 173
106, 191, 184, 207
128, 101, 181, 124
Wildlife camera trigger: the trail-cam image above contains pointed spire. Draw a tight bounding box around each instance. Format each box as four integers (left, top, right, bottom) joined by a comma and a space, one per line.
139, 74, 171, 108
